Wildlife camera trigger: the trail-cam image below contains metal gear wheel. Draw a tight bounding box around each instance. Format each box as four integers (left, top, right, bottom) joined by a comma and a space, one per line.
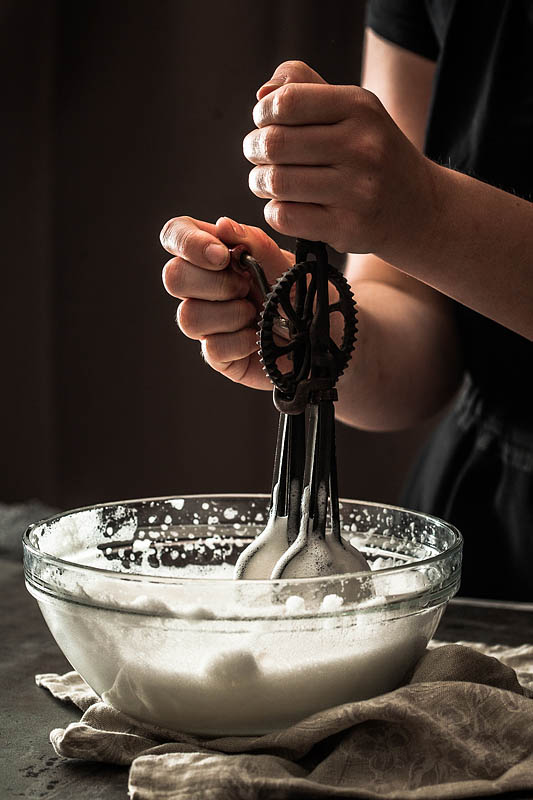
259, 260, 357, 398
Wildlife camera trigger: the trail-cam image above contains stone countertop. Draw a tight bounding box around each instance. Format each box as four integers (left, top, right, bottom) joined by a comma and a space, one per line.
3, 557, 532, 800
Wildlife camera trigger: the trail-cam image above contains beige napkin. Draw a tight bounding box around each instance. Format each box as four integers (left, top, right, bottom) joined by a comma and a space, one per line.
37, 643, 533, 800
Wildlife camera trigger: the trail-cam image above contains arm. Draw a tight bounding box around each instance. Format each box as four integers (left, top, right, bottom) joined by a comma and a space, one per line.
160, 37, 463, 430
365, 31, 533, 342
338, 31, 462, 430
248, 43, 533, 343
246, 42, 463, 430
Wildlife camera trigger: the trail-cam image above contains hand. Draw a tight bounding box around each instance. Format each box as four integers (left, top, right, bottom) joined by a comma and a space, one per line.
243, 61, 438, 258
160, 215, 293, 388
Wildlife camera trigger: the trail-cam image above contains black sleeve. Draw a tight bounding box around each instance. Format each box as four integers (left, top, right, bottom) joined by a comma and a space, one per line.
366, 0, 439, 61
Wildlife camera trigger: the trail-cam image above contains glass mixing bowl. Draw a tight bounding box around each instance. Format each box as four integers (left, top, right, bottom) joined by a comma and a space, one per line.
23, 494, 462, 735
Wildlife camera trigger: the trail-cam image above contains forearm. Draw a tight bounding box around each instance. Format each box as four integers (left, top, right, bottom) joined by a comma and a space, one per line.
380, 162, 533, 341
335, 278, 463, 431
247, 57, 533, 341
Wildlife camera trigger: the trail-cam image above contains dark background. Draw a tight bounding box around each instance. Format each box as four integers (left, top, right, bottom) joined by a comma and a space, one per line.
2, 0, 436, 510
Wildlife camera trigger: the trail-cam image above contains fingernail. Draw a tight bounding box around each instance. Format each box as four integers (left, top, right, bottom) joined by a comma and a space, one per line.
206, 243, 228, 266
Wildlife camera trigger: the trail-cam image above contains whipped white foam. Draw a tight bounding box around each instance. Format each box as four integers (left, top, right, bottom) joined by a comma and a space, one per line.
28, 509, 440, 735
235, 484, 371, 581
33, 567, 438, 735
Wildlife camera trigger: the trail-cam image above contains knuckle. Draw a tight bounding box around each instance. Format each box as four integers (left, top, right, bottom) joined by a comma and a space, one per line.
265, 200, 291, 232
213, 269, 234, 300
267, 166, 286, 198
366, 173, 383, 208
280, 59, 304, 70
246, 225, 280, 259
176, 300, 198, 337
349, 86, 382, 118
176, 225, 197, 259
201, 338, 216, 367
234, 299, 255, 329
357, 162, 384, 212
248, 166, 262, 196
362, 129, 387, 168
252, 165, 286, 199
162, 257, 183, 295
262, 126, 285, 162
361, 88, 384, 115
204, 335, 225, 364
243, 130, 259, 161
278, 60, 308, 80
273, 84, 298, 118
161, 258, 172, 287
340, 120, 386, 172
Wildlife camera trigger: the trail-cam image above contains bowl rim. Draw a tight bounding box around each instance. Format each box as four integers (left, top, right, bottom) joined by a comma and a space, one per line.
22, 493, 463, 588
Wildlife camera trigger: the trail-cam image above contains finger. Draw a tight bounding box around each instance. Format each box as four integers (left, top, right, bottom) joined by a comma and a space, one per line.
177, 298, 257, 339
254, 83, 359, 128
203, 349, 269, 388
263, 200, 343, 250
162, 257, 249, 300
160, 215, 229, 269
256, 60, 327, 100
201, 328, 259, 368
215, 216, 292, 285
249, 165, 340, 204
201, 332, 270, 388
243, 124, 343, 166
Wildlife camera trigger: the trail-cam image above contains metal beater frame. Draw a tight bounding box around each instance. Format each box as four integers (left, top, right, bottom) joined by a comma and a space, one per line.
239, 240, 357, 559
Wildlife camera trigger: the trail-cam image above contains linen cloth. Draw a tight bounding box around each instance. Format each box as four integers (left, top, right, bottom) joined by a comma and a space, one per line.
37, 642, 533, 800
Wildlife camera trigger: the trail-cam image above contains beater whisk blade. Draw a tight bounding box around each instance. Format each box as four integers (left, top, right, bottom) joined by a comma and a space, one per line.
234, 239, 369, 580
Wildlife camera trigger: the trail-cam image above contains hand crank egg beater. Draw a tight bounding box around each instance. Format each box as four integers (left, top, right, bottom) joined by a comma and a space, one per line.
234, 239, 370, 580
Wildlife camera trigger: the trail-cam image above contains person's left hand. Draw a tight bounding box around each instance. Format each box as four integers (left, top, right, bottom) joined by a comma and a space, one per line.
243, 60, 439, 260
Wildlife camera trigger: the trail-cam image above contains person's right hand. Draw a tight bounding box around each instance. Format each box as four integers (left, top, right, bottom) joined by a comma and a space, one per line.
161, 215, 293, 389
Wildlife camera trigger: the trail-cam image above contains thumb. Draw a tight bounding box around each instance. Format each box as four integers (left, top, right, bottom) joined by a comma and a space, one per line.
215, 217, 292, 286
256, 60, 327, 100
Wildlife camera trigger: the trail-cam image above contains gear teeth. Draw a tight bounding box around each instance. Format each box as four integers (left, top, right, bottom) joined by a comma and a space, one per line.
258, 257, 359, 394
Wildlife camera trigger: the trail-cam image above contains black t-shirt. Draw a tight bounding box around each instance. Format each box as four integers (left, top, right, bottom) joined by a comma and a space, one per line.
367, 0, 533, 420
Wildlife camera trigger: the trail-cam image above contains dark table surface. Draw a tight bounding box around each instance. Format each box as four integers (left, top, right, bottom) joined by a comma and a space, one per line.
2, 556, 533, 800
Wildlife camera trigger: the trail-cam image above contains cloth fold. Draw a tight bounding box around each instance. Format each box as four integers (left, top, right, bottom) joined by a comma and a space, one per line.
37, 643, 533, 800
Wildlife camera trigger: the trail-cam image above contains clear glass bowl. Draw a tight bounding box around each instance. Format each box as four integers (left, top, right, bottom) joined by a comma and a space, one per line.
23, 494, 462, 735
